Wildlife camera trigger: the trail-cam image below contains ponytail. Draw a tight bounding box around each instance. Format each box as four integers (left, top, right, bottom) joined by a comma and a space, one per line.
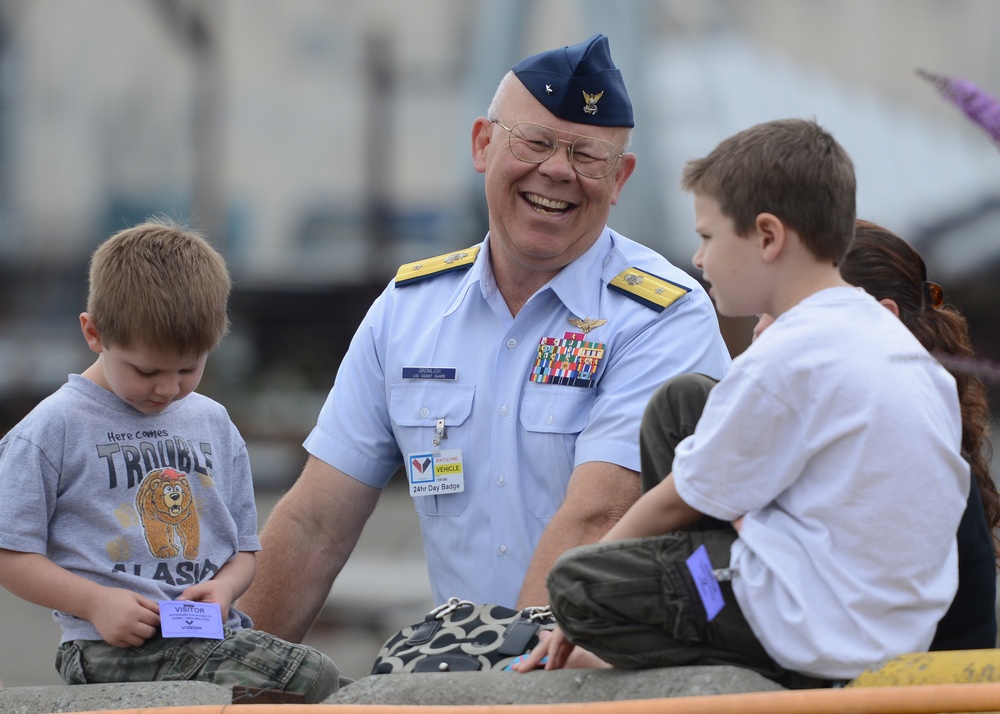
842, 220, 999, 559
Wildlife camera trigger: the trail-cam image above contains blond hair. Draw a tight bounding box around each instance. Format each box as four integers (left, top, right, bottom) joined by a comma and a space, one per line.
87, 219, 231, 354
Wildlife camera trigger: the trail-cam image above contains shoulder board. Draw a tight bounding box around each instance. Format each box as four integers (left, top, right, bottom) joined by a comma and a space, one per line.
608, 267, 691, 312
395, 246, 481, 287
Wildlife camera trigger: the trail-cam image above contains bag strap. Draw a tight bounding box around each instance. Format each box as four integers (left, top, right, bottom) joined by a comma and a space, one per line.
427, 597, 476, 619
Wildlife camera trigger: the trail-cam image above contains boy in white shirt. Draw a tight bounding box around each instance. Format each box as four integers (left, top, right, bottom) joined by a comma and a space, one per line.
515, 118, 969, 686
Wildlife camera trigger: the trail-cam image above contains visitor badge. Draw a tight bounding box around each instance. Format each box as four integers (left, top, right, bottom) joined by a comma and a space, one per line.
159, 600, 225, 639
406, 448, 465, 497
685, 545, 725, 621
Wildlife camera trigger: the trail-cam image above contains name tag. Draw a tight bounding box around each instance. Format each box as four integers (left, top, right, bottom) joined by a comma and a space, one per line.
402, 366, 457, 381
160, 600, 224, 639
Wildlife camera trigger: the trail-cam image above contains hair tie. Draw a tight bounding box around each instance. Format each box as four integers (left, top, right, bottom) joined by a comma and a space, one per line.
923, 281, 944, 309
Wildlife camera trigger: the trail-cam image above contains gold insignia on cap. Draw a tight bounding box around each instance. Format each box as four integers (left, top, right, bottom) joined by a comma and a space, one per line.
395, 246, 481, 287
609, 267, 690, 312
582, 90, 604, 115
567, 317, 607, 334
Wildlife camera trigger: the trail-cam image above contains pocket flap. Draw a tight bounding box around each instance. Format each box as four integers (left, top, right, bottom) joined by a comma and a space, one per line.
390, 383, 475, 427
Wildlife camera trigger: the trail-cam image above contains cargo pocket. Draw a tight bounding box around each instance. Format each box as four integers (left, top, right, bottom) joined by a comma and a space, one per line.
55, 641, 89, 684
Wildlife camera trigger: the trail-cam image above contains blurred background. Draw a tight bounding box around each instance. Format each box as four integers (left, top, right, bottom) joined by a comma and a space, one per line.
1, 0, 999, 686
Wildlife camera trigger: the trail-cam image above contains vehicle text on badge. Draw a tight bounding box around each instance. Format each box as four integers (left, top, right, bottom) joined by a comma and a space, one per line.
407, 448, 466, 497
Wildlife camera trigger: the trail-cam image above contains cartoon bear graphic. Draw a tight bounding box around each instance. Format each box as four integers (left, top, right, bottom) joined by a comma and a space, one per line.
135, 467, 200, 559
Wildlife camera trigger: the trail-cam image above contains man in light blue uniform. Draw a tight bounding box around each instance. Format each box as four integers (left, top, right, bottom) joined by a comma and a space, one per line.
241, 34, 730, 642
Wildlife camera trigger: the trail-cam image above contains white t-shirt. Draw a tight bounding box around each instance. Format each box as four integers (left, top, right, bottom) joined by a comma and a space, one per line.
673, 287, 968, 679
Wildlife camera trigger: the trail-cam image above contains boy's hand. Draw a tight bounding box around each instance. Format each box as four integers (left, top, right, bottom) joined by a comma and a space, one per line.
512, 627, 578, 672
752, 313, 775, 341
90, 589, 160, 648
179, 579, 236, 621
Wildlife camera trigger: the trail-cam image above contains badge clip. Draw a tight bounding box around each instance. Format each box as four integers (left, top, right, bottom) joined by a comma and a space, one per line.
432, 418, 447, 447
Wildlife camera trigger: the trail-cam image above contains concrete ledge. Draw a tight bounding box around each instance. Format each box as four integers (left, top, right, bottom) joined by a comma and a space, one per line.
0, 681, 231, 714
0, 666, 781, 712
332, 667, 783, 706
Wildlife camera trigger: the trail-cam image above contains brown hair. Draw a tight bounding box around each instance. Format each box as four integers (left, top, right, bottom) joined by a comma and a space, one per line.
841, 219, 998, 555
86, 218, 231, 354
681, 118, 856, 264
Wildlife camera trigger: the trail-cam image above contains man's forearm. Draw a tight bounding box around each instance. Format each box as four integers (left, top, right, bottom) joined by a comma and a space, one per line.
239, 457, 380, 642
517, 513, 613, 607
515, 462, 640, 609
239, 503, 339, 642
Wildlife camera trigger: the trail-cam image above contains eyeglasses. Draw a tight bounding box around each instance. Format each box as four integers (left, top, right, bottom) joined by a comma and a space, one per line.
491, 120, 623, 179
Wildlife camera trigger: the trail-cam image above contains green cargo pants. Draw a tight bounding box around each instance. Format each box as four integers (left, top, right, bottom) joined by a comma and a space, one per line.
56, 627, 350, 703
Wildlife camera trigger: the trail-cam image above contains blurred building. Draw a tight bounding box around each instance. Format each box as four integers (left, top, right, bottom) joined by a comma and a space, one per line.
0, 0, 999, 484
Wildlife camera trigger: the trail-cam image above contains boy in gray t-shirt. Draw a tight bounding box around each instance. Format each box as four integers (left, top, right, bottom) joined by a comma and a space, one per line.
0, 220, 345, 701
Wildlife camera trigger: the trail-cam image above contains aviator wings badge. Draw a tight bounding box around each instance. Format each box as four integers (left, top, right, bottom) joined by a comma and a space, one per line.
567, 317, 607, 334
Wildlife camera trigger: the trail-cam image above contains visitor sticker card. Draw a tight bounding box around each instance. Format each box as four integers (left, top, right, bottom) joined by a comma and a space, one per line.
160, 600, 224, 639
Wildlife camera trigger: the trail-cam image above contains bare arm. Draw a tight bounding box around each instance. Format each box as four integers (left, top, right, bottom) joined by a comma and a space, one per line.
237, 455, 380, 642
601, 472, 702, 542
516, 461, 640, 608
0, 549, 159, 647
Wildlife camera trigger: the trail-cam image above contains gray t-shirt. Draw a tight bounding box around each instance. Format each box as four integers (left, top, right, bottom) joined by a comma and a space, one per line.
0, 374, 261, 642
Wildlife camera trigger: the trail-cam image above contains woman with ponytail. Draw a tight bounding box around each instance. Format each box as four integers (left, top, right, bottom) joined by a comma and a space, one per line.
840, 220, 997, 650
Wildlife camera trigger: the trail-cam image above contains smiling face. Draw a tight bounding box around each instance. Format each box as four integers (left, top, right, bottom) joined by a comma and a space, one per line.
691, 192, 768, 318
472, 79, 636, 286
80, 313, 207, 415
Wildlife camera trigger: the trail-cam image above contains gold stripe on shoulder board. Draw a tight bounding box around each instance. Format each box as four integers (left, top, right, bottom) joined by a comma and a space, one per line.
395, 246, 481, 287
608, 267, 690, 312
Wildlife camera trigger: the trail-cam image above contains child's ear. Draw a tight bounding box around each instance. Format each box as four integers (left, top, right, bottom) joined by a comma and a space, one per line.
755, 212, 785, 262
79, 313, 104, 354
878, 298, 901, 318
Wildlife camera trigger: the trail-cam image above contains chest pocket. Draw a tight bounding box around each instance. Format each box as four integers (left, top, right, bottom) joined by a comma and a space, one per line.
519, 384, 596, 518
389, 382, 475, 516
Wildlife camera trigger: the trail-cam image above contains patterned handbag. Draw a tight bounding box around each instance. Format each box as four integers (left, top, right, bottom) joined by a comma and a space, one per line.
371, 597, 557, 674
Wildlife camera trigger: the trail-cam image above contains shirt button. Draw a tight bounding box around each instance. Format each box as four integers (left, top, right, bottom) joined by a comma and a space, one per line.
419, 407, 430, 418
499, 405, 509, 417
506, 338, 517, 349
498, 544, 508, 556
546, 414, 554, 425
497, 475, 505, 486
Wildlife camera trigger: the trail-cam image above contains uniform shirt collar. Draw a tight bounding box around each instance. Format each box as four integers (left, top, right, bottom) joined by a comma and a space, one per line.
547, 228, 613, 318
444, 229, 613, 318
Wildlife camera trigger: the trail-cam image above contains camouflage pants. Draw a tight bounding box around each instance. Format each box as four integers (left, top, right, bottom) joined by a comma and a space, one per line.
56, 628, 349, 703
